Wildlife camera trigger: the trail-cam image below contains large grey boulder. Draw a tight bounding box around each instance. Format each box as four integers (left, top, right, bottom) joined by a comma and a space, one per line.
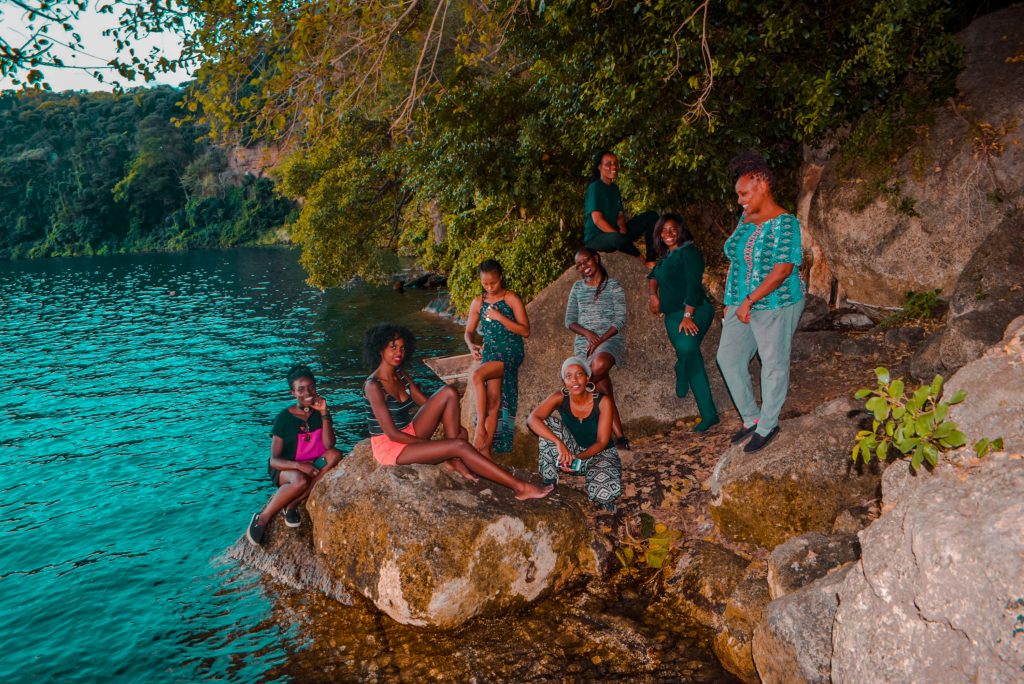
663, 540, 750, 628
713, 560, 772, 684
709, 397, 882, 549
767, 532, 859, 600
235, 441, 599, 629
832, 454, 1024, 683
832, 317, 1024, 682
808, 5, 1024, 307
227, 513, 354, 605
752, 565, 853, 684
932, 215, 1024, 374
945, 315, 1024, 452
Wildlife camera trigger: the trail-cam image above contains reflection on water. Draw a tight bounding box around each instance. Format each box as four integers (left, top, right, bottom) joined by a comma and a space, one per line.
0, 248, 463, 682
261, 579, 734, 683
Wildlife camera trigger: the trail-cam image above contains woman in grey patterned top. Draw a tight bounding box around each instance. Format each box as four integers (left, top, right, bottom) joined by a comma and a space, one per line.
564, 247, 630, 448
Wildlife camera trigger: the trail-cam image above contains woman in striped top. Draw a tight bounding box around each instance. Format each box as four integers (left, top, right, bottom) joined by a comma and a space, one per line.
564, 247, 630, 449
362, 324, 553, 500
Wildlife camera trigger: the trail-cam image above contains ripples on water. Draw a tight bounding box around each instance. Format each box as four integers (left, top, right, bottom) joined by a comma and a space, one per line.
0, 248, 463, 682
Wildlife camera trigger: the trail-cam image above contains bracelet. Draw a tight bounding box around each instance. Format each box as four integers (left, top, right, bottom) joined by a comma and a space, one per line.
322, 413, 332, 421
683, 311, 693, 319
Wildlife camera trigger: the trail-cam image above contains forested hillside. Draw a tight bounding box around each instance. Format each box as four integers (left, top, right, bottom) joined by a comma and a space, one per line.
0, 86, 294, 260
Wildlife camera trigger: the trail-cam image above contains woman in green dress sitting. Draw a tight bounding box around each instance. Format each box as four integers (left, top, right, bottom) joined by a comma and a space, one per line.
647, 213, 719, 432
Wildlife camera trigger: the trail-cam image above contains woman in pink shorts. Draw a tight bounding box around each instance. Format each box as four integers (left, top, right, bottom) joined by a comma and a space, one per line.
362, 324, 552, 501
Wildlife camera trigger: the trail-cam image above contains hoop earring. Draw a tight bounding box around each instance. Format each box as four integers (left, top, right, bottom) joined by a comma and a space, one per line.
585, 382, 596, 393
561, 387, 570, 396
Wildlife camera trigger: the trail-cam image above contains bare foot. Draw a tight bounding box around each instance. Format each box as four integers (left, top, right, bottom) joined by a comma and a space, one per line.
514, 483, 555, 501
443, 458, 479, 482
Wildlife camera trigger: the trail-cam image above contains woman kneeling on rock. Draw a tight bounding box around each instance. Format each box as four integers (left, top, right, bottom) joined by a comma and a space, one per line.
527, 356, 622, 511
363, 324, 552, 500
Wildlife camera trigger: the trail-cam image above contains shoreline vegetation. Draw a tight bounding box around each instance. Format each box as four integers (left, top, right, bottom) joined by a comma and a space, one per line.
0, 86, 295, 262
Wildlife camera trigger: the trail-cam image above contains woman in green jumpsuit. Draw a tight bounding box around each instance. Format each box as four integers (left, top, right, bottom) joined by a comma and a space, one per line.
647, 213, 719, 432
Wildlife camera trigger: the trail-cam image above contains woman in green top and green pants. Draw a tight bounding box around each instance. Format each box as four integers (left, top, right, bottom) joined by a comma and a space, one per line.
647, 213, 719, 432
584, 150, 658, 262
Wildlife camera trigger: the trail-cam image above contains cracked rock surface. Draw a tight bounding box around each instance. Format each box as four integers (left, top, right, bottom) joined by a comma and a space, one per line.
831, 452, 1024, 683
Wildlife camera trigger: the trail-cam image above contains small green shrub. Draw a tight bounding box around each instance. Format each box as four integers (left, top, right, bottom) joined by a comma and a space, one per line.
854, 367, 1003, 472
615, 514, 682, 595
880, 289, 943, 328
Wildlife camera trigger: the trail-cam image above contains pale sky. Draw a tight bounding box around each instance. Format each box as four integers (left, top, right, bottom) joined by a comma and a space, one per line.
0, 1, 192, 92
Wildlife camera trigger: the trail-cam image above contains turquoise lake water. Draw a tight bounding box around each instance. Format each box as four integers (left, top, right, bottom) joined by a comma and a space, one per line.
0, 248, 463, 682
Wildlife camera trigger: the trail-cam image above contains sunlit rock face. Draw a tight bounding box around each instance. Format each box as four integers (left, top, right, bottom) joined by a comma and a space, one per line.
305, 441, 598, 628
808, 5, 1024, 308
708, 397, 882, 550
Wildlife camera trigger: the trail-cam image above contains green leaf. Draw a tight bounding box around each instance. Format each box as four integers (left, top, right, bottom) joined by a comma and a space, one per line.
930, 375, 943, 395
916, 415, 933, 436
888, 379, 904, 398
892, 406, 906, 419
854, 388, 871, 399
948, 389, 967, 405
944, 430, 966, 448
923, 443, 939, 466
866, 396, 890, 421
897, 437, 919, 453
910, 447, 924, 471
876, 441, 889, 462
875, 367, 890, 384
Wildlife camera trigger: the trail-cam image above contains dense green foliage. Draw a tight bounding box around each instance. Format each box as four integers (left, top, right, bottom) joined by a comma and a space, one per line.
3, 2, 996, 309
0, 86, 295, 259
174, 0, 979, 310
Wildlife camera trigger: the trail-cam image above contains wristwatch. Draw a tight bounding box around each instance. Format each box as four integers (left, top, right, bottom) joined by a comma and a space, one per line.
683, 311, 693, 319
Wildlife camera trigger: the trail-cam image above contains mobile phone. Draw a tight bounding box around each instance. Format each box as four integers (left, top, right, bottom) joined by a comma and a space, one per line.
567, 458, 583, 472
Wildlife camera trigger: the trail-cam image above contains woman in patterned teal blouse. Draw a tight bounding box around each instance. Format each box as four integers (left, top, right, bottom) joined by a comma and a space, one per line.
464, 259, 529, 457
647, 213, 719, 432
716, 152, 805, 453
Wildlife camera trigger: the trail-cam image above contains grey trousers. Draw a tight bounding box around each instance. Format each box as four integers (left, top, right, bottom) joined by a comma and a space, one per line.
716, 299, 804, 436
537, 415, 621, 507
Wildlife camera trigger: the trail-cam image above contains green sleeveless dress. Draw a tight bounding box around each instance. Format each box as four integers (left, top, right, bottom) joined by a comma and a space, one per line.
479, 299, 525, 453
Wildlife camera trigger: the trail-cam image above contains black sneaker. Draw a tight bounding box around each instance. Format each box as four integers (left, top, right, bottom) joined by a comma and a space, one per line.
283, 507, 301, 528
744, 427, 780, 453
246, 512, 266, 546
730, 423, 757, 444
